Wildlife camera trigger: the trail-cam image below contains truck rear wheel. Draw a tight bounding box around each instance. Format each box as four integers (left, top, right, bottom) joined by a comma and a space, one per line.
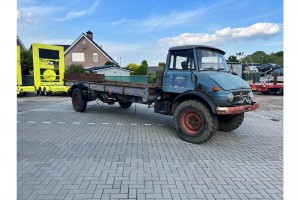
217, 113, 244, 132
118, 102, 132, 108
72, 88, 87, 112
173, 100, 217, 144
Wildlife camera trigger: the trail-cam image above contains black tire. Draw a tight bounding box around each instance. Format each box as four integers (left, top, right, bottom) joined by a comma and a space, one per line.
217, 113, 244, 132
277, 88, 283, 95
17, 89, 24, 97
72, 88, 87, 112
173, 100, 217, 144
261, 89, 270, 94
118, 102, 132, 108
41, 88, 48, 96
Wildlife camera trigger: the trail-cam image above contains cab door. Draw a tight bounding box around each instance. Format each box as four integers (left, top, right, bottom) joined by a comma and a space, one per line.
163, 49, 197, 93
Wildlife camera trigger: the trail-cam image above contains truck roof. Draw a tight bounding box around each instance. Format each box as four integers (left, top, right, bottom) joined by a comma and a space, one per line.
169, 45, 225, 54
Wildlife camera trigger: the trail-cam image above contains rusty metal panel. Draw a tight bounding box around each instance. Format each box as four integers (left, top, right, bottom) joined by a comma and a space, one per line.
64, 75, 163, 99
90, 83, 105, 91
105, 80, 157, 88
105, 85, 123, 94
123, 87, 145, 96
64, 73, 105, 82
64, 81, 75, 86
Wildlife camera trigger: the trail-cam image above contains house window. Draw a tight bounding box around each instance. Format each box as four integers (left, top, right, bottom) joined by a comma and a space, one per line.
93, 53, 98, 62
72, 53, 85, 62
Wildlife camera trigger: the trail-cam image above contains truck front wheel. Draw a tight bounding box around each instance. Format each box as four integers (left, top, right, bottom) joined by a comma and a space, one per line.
217, 113, 244, 132
72, 88, 87, 112
119, 102, 132, 108
173, 100, 217, 144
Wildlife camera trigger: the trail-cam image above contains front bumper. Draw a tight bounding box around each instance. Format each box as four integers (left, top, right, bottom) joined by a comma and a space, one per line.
216, 102, 259, 115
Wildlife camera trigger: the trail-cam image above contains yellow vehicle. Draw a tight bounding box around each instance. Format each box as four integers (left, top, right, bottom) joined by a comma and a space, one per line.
17, 43, 69, 96
17, 45, 36, 96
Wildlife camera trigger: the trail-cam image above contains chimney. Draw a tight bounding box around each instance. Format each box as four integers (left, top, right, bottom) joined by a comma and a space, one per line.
86, 30, 93, 41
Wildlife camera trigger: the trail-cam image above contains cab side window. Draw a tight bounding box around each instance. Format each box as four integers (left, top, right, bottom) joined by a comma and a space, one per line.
168, 50, 195, 70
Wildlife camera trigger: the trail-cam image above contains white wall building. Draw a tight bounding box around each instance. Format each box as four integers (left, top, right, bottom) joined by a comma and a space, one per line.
88, 66, 131, 76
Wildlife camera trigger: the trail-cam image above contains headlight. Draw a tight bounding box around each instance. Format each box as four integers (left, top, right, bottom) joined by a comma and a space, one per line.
228, 93, 233, 102
248, 91, 253, 100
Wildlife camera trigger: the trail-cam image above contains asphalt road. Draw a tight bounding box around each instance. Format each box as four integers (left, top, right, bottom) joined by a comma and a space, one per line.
17, 92, 283, 200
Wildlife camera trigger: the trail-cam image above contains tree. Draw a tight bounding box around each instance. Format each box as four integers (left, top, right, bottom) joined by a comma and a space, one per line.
135, 65, 147, 75
141, 60, 148, 67
105, 61, 115, 66
275, 51, 283, 57
158, 62, 166, 71
20, 50, 33, 75
241, 51, 283, 67
242, 55, 254, 64
267, 51, 283, 67
227, 56, 239, 62
66, 63, 86, 73
126, 63, 139, 71
250, 51, 268, 64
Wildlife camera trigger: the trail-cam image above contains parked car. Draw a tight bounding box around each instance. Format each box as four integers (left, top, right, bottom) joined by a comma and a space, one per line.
257, 63, 281, 76
270, 67, 283, 76
268, 67, 284, 83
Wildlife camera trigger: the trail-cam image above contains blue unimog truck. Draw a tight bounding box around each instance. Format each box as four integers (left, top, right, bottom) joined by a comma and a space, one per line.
64, 45, 259, 144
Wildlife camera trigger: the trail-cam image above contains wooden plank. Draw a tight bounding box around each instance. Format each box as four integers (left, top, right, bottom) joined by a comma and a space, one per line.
64, 73, 105, 82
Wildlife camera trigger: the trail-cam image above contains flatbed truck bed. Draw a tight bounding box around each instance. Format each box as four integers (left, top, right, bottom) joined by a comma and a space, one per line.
64, 73, 162, 105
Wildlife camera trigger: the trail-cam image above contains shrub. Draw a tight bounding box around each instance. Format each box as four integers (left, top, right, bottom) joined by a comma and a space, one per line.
66, 63, 86, 73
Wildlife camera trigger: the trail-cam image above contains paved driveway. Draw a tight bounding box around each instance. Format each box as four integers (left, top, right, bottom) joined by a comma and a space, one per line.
17, 93, 283, 200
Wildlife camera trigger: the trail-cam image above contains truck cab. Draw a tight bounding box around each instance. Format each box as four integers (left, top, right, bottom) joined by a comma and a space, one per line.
155, 45, 259, 143
161, 45, 257, 113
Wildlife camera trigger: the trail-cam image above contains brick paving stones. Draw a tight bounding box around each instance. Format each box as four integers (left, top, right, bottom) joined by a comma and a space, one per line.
17, 95, 283, 199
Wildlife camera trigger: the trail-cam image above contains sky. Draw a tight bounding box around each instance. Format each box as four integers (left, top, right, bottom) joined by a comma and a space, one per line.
16, 0, 283, 66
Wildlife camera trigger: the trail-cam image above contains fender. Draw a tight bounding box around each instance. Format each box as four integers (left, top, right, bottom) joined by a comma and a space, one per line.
172, 91, 217, 114
70, 84, 89, 100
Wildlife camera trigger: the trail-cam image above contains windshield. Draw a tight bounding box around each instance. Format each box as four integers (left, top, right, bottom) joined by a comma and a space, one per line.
196, 49, 228, 71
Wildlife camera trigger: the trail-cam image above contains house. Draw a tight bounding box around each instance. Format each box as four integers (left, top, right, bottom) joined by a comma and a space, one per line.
64, 30, 117, 69
87, 66, 131, 76
17, 36, 27, 50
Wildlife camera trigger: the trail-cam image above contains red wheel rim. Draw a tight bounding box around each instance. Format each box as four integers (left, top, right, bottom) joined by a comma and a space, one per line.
180, 109, 203, 135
